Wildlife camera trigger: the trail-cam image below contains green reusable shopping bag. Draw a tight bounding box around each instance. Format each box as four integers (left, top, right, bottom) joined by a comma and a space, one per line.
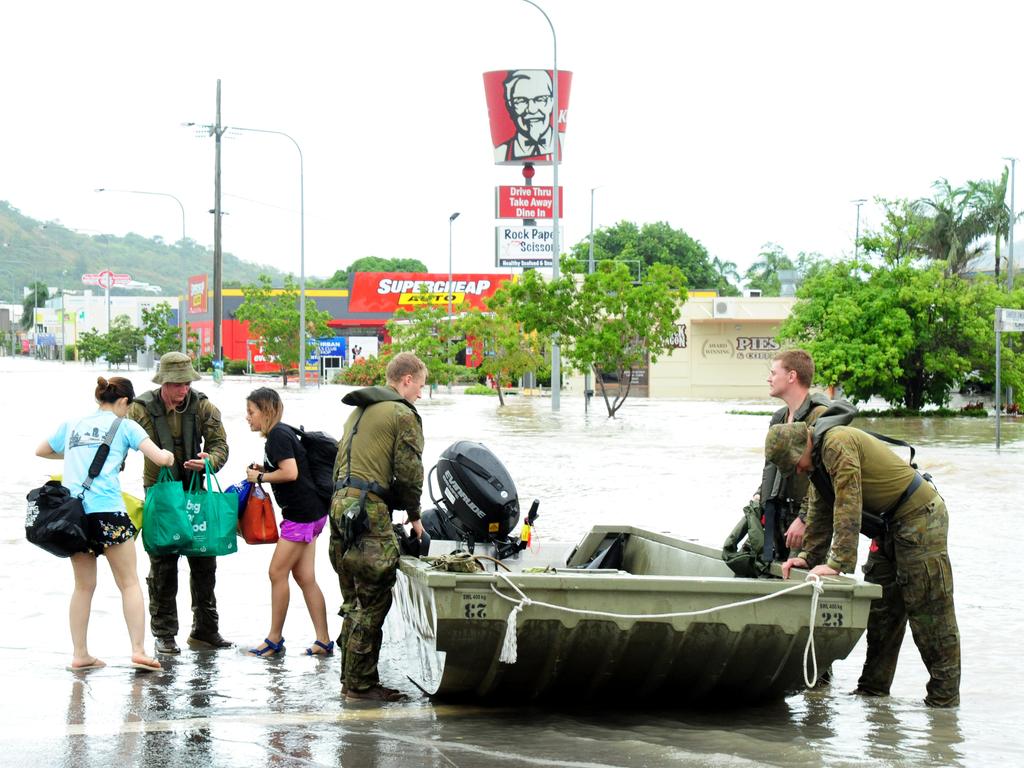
180, 461, 238, 557
141, 467, 194, 555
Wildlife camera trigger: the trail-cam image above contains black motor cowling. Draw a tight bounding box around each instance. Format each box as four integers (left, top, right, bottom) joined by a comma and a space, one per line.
425, 441, 520, 545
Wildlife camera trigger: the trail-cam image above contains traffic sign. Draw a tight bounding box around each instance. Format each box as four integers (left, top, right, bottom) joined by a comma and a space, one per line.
997, 307, 1024, 332
82, 270, 132, 289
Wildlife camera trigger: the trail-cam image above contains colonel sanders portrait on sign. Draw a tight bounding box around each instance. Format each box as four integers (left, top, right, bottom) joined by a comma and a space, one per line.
493, 69, 560, 163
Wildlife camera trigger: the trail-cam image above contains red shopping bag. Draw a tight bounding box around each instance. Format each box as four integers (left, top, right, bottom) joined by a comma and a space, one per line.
239, 483, 278, 545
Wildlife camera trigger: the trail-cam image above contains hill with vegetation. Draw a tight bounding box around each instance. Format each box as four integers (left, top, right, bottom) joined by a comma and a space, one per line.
0, 200, 286, 303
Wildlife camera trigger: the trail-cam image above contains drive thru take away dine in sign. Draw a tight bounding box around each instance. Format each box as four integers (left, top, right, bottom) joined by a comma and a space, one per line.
495, 186, 563, 220
347, 273, 513, 313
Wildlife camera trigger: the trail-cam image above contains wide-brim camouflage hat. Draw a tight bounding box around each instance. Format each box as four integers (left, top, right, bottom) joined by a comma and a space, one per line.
153, 352, 201, 384
765, 422, 810, 475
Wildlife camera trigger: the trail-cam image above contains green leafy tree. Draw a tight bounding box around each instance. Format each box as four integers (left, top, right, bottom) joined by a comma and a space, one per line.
103, 314, 146, 368
568, 220, 717, 288
503, 258, 686, 417
778, 260, 1019, 408
456, 286, 545, 406
321, 256, 429, 289
77, 329, 104, 364
386, 301, 467, 394
19, 280, 48, 331
235, 275, 333, 386
141, 302, 181, 355
859, 197, 932, 267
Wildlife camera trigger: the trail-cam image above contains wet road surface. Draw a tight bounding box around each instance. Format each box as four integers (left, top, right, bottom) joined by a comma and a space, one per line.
2, 357, 1022, 766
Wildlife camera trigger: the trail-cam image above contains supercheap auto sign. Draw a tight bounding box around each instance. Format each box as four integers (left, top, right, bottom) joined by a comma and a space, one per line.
348, 273, 513, 313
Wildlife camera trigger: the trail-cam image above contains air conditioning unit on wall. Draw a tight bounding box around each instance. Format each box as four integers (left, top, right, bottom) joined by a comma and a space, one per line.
712, 298, 736, 318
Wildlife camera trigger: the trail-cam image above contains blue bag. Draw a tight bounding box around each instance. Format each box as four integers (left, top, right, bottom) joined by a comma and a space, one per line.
225, 478, 253, 516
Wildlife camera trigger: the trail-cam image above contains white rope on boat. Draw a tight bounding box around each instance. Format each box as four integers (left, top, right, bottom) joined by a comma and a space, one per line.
491, 571, 826, 689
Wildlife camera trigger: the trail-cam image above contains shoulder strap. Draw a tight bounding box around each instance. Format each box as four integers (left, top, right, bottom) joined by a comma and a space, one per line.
341, 408, 371, 488
82, 417, 122, 491
863, 430, 917, 468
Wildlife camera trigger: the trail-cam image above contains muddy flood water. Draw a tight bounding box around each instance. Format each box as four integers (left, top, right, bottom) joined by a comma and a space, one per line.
1, 356, 1021, 767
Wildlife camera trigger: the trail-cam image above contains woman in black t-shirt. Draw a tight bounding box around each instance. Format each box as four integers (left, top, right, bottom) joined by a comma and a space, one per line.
243, 387, 333, 658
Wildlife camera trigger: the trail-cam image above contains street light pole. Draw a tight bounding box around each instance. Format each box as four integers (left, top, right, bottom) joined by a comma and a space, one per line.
228, 124, 307, 388
95, 187, 188, 354
448, 212, 460, 393
852, 199, 867, 259
521, 0, 560, 411
94, 188, 186, 245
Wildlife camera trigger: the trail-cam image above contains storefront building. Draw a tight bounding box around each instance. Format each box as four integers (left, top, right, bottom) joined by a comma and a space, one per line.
567, 295, 797, 400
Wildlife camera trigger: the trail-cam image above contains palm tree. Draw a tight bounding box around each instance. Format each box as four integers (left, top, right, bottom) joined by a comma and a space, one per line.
711, 256, 741, 284
744, 244, 794, 296
914, 178, 989, 277
966, 168, 1012, 281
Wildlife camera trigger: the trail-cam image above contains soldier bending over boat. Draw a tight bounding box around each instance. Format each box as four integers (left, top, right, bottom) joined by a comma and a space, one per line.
766, 420, 961, 707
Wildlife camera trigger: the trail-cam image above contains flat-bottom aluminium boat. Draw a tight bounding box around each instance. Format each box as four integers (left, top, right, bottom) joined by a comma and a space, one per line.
388, 525, 881, 704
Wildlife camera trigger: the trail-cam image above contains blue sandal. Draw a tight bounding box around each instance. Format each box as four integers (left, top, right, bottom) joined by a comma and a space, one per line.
247, 637, 285, 658
305, 640, 334, 656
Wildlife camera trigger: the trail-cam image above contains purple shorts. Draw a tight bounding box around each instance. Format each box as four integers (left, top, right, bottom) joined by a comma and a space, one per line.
280, 515, 327, 544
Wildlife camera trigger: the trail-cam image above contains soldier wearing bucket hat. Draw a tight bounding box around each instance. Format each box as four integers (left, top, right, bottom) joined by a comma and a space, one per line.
128, 352, 232, 655
764, 417, 961, 708
764, 421, 812, 477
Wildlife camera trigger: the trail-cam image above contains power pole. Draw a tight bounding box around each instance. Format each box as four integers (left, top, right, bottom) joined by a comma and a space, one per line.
213, 79, 224, 365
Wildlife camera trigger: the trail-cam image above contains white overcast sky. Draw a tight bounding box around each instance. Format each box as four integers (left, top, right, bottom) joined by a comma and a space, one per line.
2, 0, 1022, 283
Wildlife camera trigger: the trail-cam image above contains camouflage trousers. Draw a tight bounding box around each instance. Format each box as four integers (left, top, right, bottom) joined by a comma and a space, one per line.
146, 553, 219, 639
859, 496, 961, 707
329, 495, 399, 691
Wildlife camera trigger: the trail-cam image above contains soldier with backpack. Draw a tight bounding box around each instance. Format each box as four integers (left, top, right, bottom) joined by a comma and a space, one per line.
329, 352, 428, 702
766, 420, 961, 708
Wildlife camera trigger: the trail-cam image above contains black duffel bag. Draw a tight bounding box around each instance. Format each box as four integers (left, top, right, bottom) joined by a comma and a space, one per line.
25, 480, 90, 558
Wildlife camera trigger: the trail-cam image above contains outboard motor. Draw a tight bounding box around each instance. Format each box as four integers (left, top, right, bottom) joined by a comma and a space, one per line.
423, 441, 537, 559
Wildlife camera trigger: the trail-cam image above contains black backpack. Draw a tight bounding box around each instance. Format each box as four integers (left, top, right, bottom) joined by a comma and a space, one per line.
286, 425, 339, 503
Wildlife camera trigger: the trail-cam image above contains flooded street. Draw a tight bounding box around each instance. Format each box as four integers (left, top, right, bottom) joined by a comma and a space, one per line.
2, 356, 1022, 766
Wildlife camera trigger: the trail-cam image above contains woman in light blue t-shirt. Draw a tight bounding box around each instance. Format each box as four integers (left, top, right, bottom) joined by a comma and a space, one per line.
36, 376, 174, 673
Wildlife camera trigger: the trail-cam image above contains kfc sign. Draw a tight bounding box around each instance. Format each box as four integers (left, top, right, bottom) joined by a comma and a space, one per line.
348, 273, 513, 313
483, 70, 572, 166
496, 185, 564, 220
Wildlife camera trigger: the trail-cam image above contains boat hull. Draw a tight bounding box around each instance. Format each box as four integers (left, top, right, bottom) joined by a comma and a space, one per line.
390, 526, 881, 704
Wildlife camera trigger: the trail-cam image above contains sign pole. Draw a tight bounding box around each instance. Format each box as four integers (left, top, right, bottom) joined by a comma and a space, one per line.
994, 306, 1024, 449
996, 307, 1002, 450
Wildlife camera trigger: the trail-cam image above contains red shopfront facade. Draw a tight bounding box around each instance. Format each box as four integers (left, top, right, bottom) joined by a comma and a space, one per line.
185, 273, 513, 372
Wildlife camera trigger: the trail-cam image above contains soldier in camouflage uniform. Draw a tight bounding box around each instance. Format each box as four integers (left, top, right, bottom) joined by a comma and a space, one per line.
766, 421, 961, 708
128, 352, 232, 655
725, 350, 832, 576
329, 352, 427, 702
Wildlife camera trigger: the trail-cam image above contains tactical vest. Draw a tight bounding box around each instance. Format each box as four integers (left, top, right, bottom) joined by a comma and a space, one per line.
135, 388, 209, 487
335, 386, 421, 535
